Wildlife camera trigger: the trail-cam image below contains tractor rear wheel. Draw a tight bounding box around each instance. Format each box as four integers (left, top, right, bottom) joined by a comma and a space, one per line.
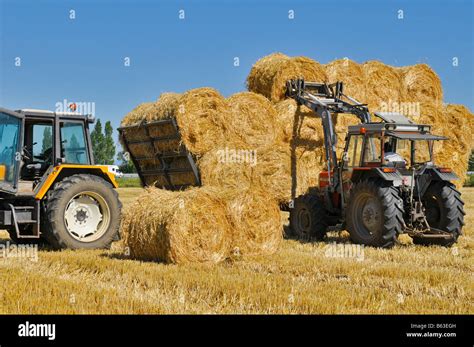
289, 194, 328, 241
412, 181, 464, 247
42, 174, 122, 249
346, 180, 403, 248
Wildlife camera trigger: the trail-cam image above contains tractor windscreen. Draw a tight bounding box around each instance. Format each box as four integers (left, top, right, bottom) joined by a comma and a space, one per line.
0, 112, 21, 184
384, 131, 447, 166
396, 139, 433, 164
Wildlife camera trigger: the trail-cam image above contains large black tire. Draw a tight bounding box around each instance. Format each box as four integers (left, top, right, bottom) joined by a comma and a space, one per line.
289, 194, 328, 241
346, 180, 403, 248
42, 174, 122, 249
412, 181, 464, 247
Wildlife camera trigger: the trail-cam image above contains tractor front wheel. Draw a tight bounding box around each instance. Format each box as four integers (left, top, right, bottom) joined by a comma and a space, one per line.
346, 180, 403, 248
289, 194, 328, 241
42, 174, 122, 249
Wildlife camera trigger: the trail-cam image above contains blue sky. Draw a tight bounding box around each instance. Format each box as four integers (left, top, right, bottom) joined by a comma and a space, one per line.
1, 0, 472, 154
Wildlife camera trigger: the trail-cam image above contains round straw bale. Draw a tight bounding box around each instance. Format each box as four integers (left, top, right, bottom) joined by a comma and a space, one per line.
399, 64, 443, 103
122, 187, 232, 264
274, 99, 324, 144
362, 61, 403, 111
226, 92, 281, 149
247, 53, 328, 102
220, 188, 283, 257
442, 104, 474, 150
121, 102, 156, 126
292, 56, 328, 83
176, 87, 231, 155
435, 104, 473, 188
246, 53, 294, 102
324, 58, 366, 102
147, 92, 182, 121
255, 144, 325, 203
410, 102, 445, 134
198, 148, 254, 190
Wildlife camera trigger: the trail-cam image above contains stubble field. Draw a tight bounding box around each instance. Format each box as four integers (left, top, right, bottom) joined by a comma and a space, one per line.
0, 187, 472, 314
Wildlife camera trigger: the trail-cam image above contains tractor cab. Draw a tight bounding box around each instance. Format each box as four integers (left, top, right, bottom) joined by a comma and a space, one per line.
339, 112, 453, 195
0, 107, 121, 249
319, 112, 454, 210
0, 108, 95, 195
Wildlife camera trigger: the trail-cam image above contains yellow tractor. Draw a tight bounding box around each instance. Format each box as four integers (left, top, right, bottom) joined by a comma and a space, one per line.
0, 107, 121, 249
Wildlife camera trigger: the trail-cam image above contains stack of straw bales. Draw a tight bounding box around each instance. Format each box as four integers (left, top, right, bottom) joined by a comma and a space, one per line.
121, 88, 287, 263
120, 52, 473, 264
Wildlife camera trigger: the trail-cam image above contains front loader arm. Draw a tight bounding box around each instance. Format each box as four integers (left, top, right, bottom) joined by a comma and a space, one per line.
286, 79, 372, 190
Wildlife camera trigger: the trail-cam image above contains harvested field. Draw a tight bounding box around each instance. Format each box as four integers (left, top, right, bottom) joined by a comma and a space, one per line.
0, 187, 472, 314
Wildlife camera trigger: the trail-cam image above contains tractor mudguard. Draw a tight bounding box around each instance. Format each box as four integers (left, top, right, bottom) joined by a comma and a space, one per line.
430, 168, 459, 181
372, 168, 404, 186
34, 164, 118, 200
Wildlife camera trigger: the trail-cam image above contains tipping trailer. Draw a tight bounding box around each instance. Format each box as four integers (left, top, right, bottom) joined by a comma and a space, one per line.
118, 118, 201, 190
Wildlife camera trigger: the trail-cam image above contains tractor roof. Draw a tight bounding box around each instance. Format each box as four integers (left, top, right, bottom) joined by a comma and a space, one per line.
15, 109, 95, 123
373, 112, 413, 124
347, 122, 447, 140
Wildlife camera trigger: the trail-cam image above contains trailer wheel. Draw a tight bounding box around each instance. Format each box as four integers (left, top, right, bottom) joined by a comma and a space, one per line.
346, 180, 403, 248
289, 194, 328, 241
412, 181, 464, 247
42, 174, 122, 249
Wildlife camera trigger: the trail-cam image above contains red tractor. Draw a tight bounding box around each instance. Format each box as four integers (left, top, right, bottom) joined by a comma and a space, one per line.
287, 80, 464, 247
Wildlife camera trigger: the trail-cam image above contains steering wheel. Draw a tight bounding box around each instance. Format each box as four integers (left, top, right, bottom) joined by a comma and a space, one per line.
34, 147, 53, 162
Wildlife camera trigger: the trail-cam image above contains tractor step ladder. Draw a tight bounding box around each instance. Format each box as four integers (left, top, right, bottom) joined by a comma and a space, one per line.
8, 200, 41, 239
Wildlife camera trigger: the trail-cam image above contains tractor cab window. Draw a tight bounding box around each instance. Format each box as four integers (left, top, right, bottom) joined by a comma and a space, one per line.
0, 112, 21, 183
20, 121, 54, 181
30, 123, 53, 165
60, 122, 89, 164
24, 122, 53, 165
412, 140, 432, 164
384, 138, 407, 167
396, 139, 432, 164
363, 135, 382, 165
344, 134, 363, 168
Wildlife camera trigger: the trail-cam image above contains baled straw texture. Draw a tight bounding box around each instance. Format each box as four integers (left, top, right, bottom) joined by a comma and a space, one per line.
122, 186, 232, 264
197, 147, 255, 190
247, 53, 327, 102
274, 99, 323, 144
436, 104, 474, 188
220, 188, 283, 257
399, 64, 443, 104
324, 58, 366, 102
226, 92, 281, 149
176, 87, 231, 155
362, 60, 404, 111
